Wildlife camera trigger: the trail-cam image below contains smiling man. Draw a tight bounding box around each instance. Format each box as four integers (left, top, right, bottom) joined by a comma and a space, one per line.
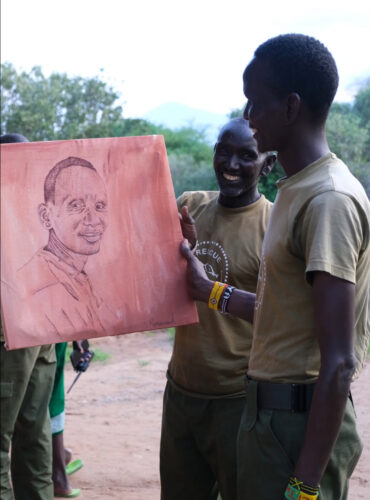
160, 118, 276, 500
17, 156, 109, 338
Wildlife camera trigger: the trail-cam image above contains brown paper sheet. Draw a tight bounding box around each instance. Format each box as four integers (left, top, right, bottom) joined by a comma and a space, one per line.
1, 136, 198, 349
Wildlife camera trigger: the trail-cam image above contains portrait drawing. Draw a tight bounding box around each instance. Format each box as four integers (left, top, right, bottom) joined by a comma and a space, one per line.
1, 136, 198, 349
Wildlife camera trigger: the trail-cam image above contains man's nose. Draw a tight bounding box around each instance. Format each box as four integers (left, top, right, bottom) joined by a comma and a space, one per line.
229, 154, 239, 170
83, 208, 101, 225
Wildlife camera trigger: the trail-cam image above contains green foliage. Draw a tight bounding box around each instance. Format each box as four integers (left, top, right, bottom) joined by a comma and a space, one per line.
1, 64, 368, 198
169, 153, 217, 197
228, 108, 244, 119
258, 162, 285, 202
327, 86, 370, 197
112, 118, 213, 163
1, 63, 123, 141
353, 80, 370, 127
327, 103, 367, 165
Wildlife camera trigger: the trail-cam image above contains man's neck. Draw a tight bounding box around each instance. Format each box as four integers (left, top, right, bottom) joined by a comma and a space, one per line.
45, 230, 87, 273
218, 186, 261, 208
278, 125, 330, 177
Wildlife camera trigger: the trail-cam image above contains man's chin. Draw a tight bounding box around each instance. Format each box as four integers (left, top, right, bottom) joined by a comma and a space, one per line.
219, 186, 245, 198
73, 243, 101, 255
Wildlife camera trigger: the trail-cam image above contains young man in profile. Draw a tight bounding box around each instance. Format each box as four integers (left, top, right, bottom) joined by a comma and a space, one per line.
160, 118, 276, 500
180, 34, 370, 499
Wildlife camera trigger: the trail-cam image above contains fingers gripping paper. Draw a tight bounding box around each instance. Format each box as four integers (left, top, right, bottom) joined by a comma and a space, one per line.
1, 136, 198, 349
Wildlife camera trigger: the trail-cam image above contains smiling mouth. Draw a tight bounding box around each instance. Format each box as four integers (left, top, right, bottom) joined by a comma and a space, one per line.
79, 233, 102, 243
223, 172, 241, 181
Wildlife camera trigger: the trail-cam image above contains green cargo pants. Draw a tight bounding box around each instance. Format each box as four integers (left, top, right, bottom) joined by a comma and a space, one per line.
160, 380, 246, 500
237, 379, 363, 500
0, 343, 56, 500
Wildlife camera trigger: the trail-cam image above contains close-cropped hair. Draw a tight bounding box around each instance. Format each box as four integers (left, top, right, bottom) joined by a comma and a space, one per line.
0, 133, 29, 143
44, 156, 96, 203
217, 117, 250, 141
246, 33, 339, 121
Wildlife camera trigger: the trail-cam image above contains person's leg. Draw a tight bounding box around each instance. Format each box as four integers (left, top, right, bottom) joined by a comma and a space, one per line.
52, 431, 77, 496
160, 382, 218, 500
237, 381, 363, 500
237, 379, 303, 500
199, 396, 246, 500
49, 343, 78, 495
0, 343, 44, 500
10, 343, 56, 500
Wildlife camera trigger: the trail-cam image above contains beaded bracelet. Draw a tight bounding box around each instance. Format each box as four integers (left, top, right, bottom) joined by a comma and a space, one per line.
208, 281, 227, 310
284, 477, 319, 500
219, 285, 235, 314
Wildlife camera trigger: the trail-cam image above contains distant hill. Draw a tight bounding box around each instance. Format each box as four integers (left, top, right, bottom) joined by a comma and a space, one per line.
143, 101, 228, 143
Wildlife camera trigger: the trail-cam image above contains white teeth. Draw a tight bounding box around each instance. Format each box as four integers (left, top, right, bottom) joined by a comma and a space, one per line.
223, 173, 240, 181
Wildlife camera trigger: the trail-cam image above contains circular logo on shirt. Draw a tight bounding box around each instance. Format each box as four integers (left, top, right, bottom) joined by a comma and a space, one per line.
193, 240, 229, 282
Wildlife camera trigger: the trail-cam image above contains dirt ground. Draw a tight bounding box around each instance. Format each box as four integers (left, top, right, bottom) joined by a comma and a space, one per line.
62, 331, 370, 500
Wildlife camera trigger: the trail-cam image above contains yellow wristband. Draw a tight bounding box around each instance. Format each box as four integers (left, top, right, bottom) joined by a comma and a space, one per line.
285, 479, 319, 500
208, 281, 227, 310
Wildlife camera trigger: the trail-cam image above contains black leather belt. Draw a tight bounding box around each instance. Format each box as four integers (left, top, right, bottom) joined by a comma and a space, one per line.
245, 376, 315, 413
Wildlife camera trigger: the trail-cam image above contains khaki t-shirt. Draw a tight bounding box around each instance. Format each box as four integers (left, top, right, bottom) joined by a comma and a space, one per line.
168, 191, 272, 396
249, 153, 370, 383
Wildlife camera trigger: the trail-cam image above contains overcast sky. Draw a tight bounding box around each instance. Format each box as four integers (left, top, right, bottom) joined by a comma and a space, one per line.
2, 0, 370, 117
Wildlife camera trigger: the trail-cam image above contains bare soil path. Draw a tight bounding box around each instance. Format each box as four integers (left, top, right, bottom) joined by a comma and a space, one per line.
62, 331, 369, 499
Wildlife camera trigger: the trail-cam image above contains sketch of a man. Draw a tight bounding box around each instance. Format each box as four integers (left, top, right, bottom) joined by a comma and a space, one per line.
17, 156, 109, 338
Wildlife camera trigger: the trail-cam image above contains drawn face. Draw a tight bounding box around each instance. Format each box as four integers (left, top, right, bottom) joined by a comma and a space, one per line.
48, 166, 108, 255
213, 121, 267, 199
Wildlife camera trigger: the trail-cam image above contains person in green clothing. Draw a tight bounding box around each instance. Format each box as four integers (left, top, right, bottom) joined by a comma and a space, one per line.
180, 34, 370, 500
0, 133, 56, 500
49, 342, 82, 498
160, 118, 276, 500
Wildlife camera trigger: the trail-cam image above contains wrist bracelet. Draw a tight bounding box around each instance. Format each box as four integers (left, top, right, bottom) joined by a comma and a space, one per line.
208, 281, 227, 310
219, 285, 235, 314
284, 477, 319, 500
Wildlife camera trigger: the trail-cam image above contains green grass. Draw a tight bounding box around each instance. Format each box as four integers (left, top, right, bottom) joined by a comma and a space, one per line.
137, 359, 150, 367
65, 346, 110, 363
167, 327, 175, 340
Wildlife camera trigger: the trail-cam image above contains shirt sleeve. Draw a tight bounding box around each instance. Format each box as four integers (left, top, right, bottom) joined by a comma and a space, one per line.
298, 191, 364, 284
176, 192, 189, 211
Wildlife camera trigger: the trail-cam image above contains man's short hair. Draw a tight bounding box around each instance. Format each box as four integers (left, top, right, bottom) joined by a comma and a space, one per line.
217, 117, 250, 141
44, 157, 96, 203
0, 133, 29, 143
246, 33, 339, 122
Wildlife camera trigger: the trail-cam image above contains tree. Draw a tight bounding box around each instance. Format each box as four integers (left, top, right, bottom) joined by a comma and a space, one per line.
1, 63, 123, 141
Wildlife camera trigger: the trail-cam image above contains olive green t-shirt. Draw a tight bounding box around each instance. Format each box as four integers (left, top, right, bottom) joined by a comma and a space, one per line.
168, 191, 272, 396
249, 153, 370, 383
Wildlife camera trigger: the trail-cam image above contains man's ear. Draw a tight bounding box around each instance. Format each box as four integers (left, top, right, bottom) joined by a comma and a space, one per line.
285, 92, 301, 124
260, 153, 277, 177
38, 203, 53, 230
